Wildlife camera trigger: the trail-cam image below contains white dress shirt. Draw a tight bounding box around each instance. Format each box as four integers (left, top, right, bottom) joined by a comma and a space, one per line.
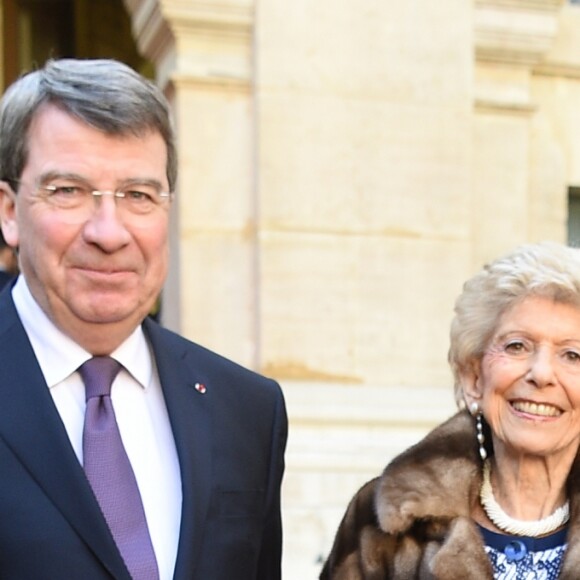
12, 277, 182, 580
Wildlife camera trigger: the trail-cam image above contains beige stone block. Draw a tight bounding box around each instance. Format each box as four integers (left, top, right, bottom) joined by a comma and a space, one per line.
528, 106, 568, 242
533, 76, 580, 187
260, 232, 359, 382
127, 0, 254, 82
257, 0, 472, 103
282, 471, 378, 579
475, 0, 561, 65
283, 382, 456, 428
472, 112, 531, 266
283, 383, 456, 480
354, 239, 468, 387
258, 94, 472, 237
543, 5, 580, 69
177, 231, 257, 368
162, 81, 256, 343
260, 233, 469, 387
281, 381, 457, 578
475, 62, 533, 109
282, 501, 330, 580
174, 26, 251, 82
174, 82, 253, 229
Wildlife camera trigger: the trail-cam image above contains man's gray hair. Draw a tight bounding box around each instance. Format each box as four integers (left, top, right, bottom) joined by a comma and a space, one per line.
0, 58, 177, 191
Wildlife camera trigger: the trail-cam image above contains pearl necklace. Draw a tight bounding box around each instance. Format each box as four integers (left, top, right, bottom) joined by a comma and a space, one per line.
480, 459, 570, 537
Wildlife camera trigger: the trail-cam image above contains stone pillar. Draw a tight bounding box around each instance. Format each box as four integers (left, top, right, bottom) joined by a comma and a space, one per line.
123, 0, 259, 367
532, 3, 580, 231
255, 1, 473, 576
473, 0, 566, 265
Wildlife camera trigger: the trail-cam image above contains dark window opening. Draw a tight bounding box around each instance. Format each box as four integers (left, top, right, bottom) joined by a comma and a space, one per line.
567, 187, 580, 247
2, 0, 152, 90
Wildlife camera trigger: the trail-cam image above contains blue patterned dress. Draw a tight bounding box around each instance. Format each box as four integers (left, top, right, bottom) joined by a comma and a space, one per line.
479, 526, 567, 580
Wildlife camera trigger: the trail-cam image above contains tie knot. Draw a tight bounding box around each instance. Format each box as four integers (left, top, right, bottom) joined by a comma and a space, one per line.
79, 356, 122, 400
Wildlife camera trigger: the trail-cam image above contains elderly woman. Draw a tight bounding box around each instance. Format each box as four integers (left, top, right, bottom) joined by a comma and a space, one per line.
320, 242, 580, 579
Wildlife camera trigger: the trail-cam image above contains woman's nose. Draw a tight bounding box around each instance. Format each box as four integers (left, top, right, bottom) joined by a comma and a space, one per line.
525, 348, 556, 388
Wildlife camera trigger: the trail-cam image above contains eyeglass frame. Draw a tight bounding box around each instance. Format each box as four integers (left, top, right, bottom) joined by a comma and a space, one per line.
41, 184, 173, 204
8, 176, 174, 221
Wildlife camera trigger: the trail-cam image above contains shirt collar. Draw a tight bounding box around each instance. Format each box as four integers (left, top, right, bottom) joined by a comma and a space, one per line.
12, 275, 152, 389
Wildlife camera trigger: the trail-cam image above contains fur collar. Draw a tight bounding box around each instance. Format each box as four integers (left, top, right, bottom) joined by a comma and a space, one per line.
375, 410, 482, 535
372, 409, 580, 579
321, 410, 580, 578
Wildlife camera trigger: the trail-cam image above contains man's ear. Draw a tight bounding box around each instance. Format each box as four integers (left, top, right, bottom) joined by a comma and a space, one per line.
460, 358, 483, 409
0, 181, 19, 248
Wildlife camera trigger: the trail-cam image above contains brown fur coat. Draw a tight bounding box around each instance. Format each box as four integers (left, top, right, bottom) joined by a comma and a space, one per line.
320, 410, 580, 579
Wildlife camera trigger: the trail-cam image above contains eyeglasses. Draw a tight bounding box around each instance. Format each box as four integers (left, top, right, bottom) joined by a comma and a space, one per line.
25, 180, 173, 224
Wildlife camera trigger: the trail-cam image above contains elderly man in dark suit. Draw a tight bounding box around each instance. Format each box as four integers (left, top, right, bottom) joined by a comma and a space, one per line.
0, 59, 287, 580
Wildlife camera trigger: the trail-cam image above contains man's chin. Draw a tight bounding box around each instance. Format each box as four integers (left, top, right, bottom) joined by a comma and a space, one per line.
71, 299, 150, 327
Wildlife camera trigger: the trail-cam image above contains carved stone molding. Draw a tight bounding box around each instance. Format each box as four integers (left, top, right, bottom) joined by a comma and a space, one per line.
475, 0, 565, 65
124, 0, 174, 67
535, 4, 580, 79
474, 0, 566, 112
123, 0, 254, 88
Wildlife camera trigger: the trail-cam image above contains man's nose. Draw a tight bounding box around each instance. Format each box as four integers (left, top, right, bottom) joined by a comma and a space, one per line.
81, 195, 131, 251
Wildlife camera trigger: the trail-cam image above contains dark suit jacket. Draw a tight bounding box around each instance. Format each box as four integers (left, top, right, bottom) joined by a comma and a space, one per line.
0, 285, 287, 579
0, 269, 13, 291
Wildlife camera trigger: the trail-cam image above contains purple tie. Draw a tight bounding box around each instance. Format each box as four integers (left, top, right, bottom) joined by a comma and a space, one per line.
80, 357, 159, 580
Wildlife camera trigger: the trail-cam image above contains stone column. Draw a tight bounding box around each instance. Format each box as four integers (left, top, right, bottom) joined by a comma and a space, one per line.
255, 1, 473, 576
532, 3, 580, 235
473, 0, 566, 265
123, 0, 259, 367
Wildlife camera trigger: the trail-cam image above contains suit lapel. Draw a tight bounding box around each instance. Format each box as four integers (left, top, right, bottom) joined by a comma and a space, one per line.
144, 319, 213, 580
0, 291, 131, 579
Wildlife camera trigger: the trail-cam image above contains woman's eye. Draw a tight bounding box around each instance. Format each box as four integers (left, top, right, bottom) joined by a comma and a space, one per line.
564, 350, 580, 363
504, 341, 526, 354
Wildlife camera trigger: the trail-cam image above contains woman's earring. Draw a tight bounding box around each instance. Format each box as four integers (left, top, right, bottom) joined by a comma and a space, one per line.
469, 402, 487, 461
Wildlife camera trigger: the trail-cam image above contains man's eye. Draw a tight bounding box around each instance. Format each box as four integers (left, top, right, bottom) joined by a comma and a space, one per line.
126, 190, 150, 200
47, 185, 85, 196
123, 189, 156, 202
